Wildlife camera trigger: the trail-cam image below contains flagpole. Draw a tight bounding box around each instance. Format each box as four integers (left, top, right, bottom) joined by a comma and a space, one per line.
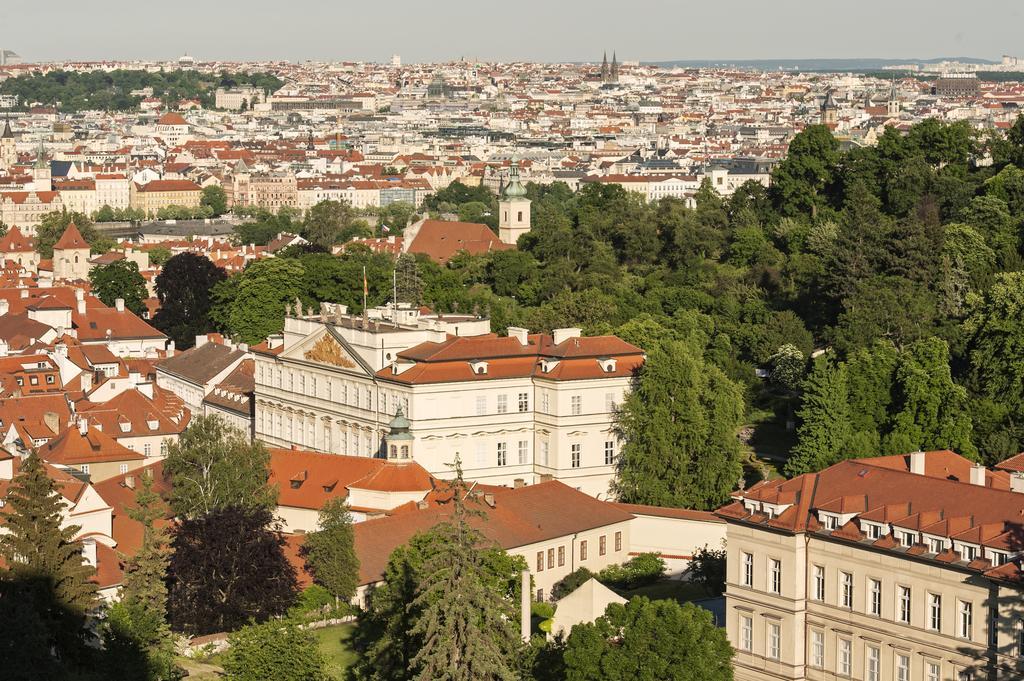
393, 267, 398, 323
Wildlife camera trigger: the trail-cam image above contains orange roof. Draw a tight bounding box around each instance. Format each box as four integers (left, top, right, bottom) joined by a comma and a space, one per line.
0, 226, 36, 253
406, 219, 512, 265
53, 222, 88, 251
38, 424, 145, 466
157, 112, 188, 126
134, 179, 201, 193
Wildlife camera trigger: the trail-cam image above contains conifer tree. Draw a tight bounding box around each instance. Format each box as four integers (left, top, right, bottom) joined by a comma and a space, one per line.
0, 451, 97, 662
407, 459, 519, 681
301, 497, 359, 602
105, 472, 177, 680
785, 356, 853, 476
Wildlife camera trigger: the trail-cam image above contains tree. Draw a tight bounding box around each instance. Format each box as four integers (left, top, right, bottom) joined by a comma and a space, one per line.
406, 463, 520, 681
36, 210, 100, 258
0, 451, 98, 664
301, 498, 359, 602
163, 415, 275, 519
688, 545, 727, 597
223, 619, 328, 681
213, 257, 304, 344
767, 344, 805, 393
349, 470, 527, 681
613, 339, 745, 510
786, 355, 852, 476
304, 199, 357, 247
562, 597, 733, 681
105, 473, 177, 680
167, 505, 297, 635
200, 185, 228, 216
89, 259, 148, 315
152, 252, 227, 349
770, 124, 839, 218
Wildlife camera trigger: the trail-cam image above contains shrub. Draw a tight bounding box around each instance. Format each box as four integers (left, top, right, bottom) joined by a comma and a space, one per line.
552, 567, 594, 600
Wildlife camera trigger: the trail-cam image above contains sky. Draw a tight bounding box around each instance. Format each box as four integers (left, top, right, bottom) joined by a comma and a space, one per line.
2, 1, 1021, 64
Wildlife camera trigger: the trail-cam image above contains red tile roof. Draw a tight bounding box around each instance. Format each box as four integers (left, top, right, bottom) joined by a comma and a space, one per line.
53, 222, 88, 251
406, 219, 512, 265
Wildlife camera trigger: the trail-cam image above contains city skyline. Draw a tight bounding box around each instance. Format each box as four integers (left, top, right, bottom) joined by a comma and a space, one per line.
2, 0, 1021, 64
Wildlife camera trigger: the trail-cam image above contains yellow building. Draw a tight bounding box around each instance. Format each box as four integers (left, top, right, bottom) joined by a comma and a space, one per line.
718, 450, 1024, 681
130, 179, 202, 217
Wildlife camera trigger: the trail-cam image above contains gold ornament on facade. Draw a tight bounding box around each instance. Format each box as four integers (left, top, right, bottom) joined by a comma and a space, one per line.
303, 335, 356, 368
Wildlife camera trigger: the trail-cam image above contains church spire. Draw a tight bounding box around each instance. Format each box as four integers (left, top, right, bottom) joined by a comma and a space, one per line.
1, 114, 12, 140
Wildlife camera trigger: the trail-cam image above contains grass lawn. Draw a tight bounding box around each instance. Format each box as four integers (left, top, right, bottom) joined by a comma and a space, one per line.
618, 579, 711, 605
314, 623, 357, 679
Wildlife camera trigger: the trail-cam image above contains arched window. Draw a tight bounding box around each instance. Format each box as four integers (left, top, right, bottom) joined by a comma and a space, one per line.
400, 445, 409, 458
389, 444, 397, 459
74, 255, 79, 263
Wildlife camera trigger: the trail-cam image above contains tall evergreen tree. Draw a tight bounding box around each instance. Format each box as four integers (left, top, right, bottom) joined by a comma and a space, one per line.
407, 461, 519, 681
301, 497, 359, 602
613, 340, 745, 509
785, 356, 852, 476
0, 451, 98, 664
105, 472, 177, 680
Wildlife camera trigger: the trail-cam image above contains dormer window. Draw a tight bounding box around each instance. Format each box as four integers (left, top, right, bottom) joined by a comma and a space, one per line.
863, 522, 882, 540
928, 537, 945, 554
119, 420, 131, 433
147, 419, 159, 430
541, 359, 559, 373
598, 358, 617, 373
470, 360, 488, 375
961, 544, 978, 561
822, 514, 839, 531
898, 531, 916, 548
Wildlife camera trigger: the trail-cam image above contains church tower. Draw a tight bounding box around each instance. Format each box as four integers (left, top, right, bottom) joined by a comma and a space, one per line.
384, 406, 414, 460
887, 81, 900, 117
600, 52, 609, 83
498, 164, 531, 246
32, 140, 51, 192
0, 115, 15, 171
611, 51, 619, 83
820, 89, 838, 126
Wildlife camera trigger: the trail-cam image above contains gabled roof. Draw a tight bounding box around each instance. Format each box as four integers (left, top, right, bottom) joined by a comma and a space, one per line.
405, 219, 512, 265
0, 227, 36, 253
157, 342, 246, 385
53, 222, 89, 251
38, 424, 144, 466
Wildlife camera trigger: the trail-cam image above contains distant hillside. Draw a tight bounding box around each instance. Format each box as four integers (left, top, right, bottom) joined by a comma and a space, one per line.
647, 57, 998, 72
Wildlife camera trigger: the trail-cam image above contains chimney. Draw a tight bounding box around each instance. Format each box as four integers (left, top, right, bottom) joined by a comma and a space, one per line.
507, 327, 529, 346
81, 538, 97, 567
78, 417, 88, 435
483, 492, 496, 508
1011, 472, 1024, 494
513, 478, 525, 489
238, 342, 249, 353
0, 300, 8, 316
114, 298, 125, 312
19, 289, 27, 299
77, 298, 86, 314
520, 569, 531, 642
0, 340, 7, 358
81, 371, 92, 393
194, 334, 208, 348
910, 450, 926, 475
166, 339, 175, 358
552, 327, 582, 345
124, 474, 135, 490
970, 463, 986, 487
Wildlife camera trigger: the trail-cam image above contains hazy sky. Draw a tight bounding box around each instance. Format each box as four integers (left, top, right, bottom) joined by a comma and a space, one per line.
2, 1, 1020, 63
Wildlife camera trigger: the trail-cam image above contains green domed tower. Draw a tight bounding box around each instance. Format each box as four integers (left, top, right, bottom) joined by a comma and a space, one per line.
498, 163, 531, 246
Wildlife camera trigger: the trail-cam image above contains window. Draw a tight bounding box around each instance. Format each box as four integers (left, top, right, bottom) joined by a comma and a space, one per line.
866, 523, 881, 540
119, 464, 128, 474
927, 662, 941, 681
557, 546, 565, 567
541, 441, 549, 466
958, 671, 974, 681
497, 442, 507, 467
838, 638, 851, 676
810, 630, 824, 668
740, 615, 753, 651
896, 654, 910, 681
497, 394, 508, 414
869, 578, 882, 616
81, 464, 90, 474
959, 600, 973, 640
541, 391, 550, 413
536, 588, 544, 602
604, 392, 615, 412
990, 608, 999, 647
769, 559, 782, 595
604, 441, 615, 465
899, 586, 912, 624
571, 395, 582, 415
899, 531, 915, 547
536, 551, 544, 572
476, 395, 487, 415
929, 593, 942, 631
475, 442, 487, 467
1017, 618, 1024, 657
929, 537, 944, 554
547, 548, 554, 569
580, 540, 588, 561
742, 553, 754, 587
46, 374, 55, 384
571, 443, 581, 468
823, 514, 839, 530
866, 645, 880, 681
614, 531, 622, 552
767, 622, 780, 660
599, 535, 606, 556
841, 571, 853, 608
812, 565, 825, 601
143, 443, 152, 457
518, 392, 529, 412
518, 440, 528, 464
962, 544, 978, 561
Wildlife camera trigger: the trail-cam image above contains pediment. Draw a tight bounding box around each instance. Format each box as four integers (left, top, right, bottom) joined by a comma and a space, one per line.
283, 328, 369, 374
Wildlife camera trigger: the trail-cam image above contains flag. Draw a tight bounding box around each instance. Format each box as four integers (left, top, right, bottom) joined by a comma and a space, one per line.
381, 223, 390, 233
363, 266, 368, 297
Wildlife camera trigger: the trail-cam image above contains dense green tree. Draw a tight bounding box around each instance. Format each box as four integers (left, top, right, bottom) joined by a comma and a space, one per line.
301, 498, 359, 601
770, 124, 839, 218
163, 414, 276, 519
785, 355, 853, 476
0, 451, 98, 665
89, 259, 148, 315
563, 597, 733, 681
167, 505, 297, 635
223, 619, 328, 681
36, 210, 105, 258
379, 201, 416, 233
152, 252, 227, 349
200, 185, 228, 216
304, 200, 365, 247
213, 257, 304, 344
613, 339, 745, 509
